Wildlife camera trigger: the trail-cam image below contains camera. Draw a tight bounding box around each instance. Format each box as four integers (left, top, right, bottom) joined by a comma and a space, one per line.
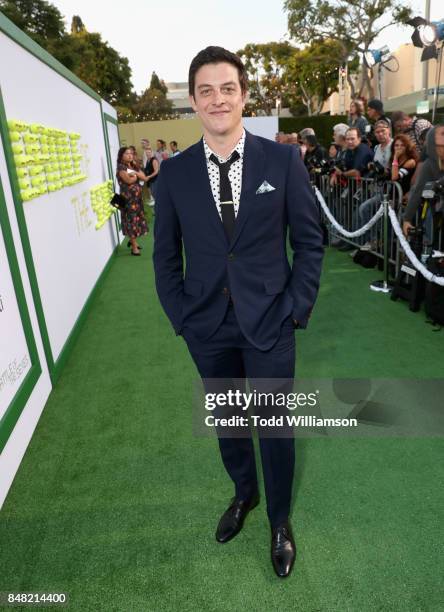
367, 160, 389, 182
421, 176, 444, 201
334, 159, 347, 173
307, 158, 336, 176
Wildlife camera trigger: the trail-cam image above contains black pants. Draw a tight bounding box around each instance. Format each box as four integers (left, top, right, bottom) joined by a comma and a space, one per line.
182, 303, 295, 528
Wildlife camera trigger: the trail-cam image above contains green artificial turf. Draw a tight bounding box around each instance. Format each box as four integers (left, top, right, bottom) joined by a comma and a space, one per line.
0, 239, 443, 611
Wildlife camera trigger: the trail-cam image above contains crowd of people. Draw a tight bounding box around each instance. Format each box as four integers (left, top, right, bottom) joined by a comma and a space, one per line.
115, 138, 181, 256
115, 103, 443, 260
275, 99, 442, 254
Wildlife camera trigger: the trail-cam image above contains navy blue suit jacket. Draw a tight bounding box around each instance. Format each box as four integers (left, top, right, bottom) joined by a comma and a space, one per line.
153, 130, 324, 351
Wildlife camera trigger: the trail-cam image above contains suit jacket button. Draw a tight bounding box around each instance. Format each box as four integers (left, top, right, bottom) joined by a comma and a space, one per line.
228, 253, 235, 260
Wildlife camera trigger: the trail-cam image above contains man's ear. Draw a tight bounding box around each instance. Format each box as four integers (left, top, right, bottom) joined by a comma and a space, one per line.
189, 94, 198, 113
242, 90, 249, 108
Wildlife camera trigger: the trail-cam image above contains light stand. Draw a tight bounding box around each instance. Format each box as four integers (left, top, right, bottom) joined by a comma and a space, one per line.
432, 44, 443, 123
363, 47, 398, 99
370, 191, 393, 293
377, 64, 383, 100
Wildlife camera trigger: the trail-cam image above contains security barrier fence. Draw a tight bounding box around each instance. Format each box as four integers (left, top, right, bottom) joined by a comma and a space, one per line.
312, 172, 444, 283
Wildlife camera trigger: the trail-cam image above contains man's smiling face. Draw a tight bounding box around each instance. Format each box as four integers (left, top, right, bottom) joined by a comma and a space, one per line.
190, 62, 246, 138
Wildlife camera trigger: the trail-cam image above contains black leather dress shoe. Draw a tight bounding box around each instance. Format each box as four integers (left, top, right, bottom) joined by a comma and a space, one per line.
271, 521, 296, 578
216, 494, 259, 543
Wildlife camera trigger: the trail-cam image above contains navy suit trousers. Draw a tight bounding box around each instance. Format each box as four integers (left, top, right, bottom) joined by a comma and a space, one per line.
182, 302, 295, 529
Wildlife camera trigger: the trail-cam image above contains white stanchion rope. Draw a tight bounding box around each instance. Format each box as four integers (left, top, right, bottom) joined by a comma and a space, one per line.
314, 186, 384, 238
388, 207, 444, 286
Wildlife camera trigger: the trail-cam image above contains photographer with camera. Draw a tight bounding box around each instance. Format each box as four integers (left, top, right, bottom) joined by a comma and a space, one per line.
334, 127, 373, 180
357, 121, 393, 250
403, 126, 444, 246
330, 127, 373, 249
392, 111, 432, 156
332, 123, 349, 164
303, 133, 327, 171
303, 135, 328, 188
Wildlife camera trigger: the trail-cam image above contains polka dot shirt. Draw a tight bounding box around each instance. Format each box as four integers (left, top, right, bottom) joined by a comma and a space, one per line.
203, 130, 245, 219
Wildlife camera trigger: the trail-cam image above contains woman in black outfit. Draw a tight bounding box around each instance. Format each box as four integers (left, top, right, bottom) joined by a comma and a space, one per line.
390, 134, 418, 201
144, 147, 160, 204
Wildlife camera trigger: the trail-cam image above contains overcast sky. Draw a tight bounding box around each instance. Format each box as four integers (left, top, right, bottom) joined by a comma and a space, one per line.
50, 0, 441, 93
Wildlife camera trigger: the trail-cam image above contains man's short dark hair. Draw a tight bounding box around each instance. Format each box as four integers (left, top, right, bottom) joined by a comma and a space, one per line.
391, 111, 409, 126
170, 141, 178, 147
304, 134, 318, 147
188, 46, 248, 98
346, 127, 361, 139
368, 98, 384, 113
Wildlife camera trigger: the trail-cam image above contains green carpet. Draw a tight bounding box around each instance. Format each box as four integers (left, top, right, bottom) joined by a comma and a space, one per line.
0, 235, 443, 612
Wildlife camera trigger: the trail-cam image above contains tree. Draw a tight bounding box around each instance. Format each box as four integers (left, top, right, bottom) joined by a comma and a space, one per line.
0, 0, 76, 67
71, 15, 85, 34
0, 0, 65, 44
237, 42, 297, 116
149, 72, 168, 95
132, 78, 176, 121
238, 40, 345, 116
0, 2, 134, 108
68, 18, 133, 107
285, 40, 355, 115
284, 0, 412, 98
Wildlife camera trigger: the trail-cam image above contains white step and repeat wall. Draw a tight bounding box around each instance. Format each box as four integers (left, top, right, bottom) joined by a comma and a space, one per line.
103, 102, 125, 241
243, 116, 279, 141
0, 13, 120, 507
0, 230, 31, 412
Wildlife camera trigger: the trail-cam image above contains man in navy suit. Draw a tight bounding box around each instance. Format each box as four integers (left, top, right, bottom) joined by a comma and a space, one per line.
153, 46, 324, 578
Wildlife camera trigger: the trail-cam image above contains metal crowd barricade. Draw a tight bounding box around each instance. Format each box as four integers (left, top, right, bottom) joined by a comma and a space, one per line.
315, 173, 403, 277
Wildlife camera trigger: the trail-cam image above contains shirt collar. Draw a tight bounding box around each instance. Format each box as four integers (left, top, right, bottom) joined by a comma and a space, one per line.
204, 129, 245, 164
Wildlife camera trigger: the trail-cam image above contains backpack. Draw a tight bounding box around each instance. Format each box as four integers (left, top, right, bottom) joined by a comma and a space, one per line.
425, 255, 444, 326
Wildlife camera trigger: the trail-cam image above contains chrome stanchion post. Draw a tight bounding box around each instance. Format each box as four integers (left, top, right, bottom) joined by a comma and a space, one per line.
370, 190, 393, 293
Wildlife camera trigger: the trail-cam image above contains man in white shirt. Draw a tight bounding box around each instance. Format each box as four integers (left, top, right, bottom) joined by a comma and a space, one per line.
358, 120, 393, 249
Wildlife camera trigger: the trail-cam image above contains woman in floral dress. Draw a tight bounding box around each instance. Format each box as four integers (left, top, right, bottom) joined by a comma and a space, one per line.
116, 147, 148, 256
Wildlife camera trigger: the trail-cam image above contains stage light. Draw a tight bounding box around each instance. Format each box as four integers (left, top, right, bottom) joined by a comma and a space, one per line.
407, 16, 444, 121
419, 24, 438, 46
363, 46, 391, 68
363, 45, 397, 98
407, 16, 444, 62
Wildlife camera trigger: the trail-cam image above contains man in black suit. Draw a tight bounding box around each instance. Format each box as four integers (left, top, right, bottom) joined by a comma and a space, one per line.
153, 46, 324, 578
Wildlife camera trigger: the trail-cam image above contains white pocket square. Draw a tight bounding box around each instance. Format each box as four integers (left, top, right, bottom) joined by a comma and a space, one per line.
256, 180, 276, 195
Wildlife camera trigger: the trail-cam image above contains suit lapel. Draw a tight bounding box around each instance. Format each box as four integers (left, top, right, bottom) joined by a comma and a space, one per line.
230, 130, 265, 249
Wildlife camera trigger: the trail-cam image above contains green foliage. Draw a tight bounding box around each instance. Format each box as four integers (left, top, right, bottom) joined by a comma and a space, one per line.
69, 25, 133, 106
149, 72, 168, 95
132, 82, 176, 122
70, 15, 85, 34
284, 0, 413, 97
238, 42, 296, 116
285, 39, 344, 115
0, 0, 65, 43
0, 0, 134, 109
279, 115, 348, 148
238, 39, 343, 116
